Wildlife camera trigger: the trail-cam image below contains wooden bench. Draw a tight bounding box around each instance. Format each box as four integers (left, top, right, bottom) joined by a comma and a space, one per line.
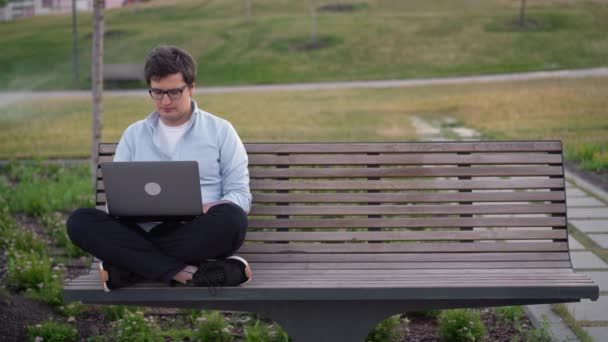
64, 141, 599, 342
103, 64, 144, 82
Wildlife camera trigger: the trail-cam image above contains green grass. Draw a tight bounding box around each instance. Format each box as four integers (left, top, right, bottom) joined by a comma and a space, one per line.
0, 0, 607, 90
1, 77, 607, 171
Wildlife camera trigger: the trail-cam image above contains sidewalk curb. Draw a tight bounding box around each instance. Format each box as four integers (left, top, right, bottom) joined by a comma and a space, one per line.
524, 305, 580, 342
565, 170, 608, 204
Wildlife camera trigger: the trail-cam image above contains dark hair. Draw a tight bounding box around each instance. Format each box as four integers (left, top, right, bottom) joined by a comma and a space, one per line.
144, 46, 197, 87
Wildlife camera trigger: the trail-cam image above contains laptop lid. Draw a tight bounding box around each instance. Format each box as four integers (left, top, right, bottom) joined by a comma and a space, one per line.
101, 161, 203, 221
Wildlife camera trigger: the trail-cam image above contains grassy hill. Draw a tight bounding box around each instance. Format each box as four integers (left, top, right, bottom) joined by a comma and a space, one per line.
0, 0, 607, 90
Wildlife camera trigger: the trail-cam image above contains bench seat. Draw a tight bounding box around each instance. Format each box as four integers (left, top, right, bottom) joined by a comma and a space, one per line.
64, 141, 599, 342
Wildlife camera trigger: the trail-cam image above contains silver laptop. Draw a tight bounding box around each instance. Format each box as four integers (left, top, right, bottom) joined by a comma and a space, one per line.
101, 161, 203, 221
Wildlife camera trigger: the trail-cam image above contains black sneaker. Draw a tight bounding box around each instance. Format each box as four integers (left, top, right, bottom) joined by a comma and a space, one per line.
191, 256, 252, 288
98, 262, 140, 292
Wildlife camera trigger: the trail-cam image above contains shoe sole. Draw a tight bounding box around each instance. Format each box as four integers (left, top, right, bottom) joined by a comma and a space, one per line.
227, 255, 253, 285
98, 262, 111, 292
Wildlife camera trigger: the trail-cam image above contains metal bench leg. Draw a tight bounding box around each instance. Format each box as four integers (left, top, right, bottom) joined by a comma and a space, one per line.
256, 301, 400, 342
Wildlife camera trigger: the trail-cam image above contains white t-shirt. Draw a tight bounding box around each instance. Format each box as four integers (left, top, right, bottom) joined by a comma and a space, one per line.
157, 119, 189, 156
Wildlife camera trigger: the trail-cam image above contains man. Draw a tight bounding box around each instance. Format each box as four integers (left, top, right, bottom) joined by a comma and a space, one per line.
67, 46, 252, 291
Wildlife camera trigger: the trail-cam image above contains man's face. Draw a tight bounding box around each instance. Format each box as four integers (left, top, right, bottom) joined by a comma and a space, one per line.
149, 72, 194, 126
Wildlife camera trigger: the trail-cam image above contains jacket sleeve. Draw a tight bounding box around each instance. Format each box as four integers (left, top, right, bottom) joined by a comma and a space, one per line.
113, 126, 134, 162
219, 123, 252, 213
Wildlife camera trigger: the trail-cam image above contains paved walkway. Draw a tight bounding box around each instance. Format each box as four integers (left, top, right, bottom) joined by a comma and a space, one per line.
411, 116, 608, 342
1, 67, 607, 108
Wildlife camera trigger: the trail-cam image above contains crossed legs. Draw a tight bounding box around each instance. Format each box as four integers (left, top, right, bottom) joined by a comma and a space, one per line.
66, 202, 247, 284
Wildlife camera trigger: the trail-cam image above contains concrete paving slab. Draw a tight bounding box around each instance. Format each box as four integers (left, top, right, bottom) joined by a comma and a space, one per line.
583, 327, 608, 342
568, 197, 606, 208
581, 271, 608, 292
569, 208, 608, 219
588, 234, 608, 249
567, 188, 591, 198
566, 170, 608, 204
569, 237, 586, 250
524, 305, 579, 342
570, 251, 608, 269
565, 297, 608, 321
570, 220, 608, 233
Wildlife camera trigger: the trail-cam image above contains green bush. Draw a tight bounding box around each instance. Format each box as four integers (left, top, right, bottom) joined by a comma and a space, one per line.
495, 306, 524, 327
366, 315, 406, 342
3, 162, 93, 215
5, 249, 53, 291
26, 319, 78, 342
58, 301, 84, 318
522, 319, 552, 342
100, 305, 141, 321
244, 320, 290, 342
192, 311, 234, 342
567, 143, 608, 172
24, 277, 64, 308
109, 310, 162, 342
40, 212, 87, 258
179, 308, 208, 324
438, 309, 486, 342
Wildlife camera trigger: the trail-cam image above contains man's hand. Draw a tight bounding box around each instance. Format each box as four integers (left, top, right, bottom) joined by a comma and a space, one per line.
202, 200, 232, 214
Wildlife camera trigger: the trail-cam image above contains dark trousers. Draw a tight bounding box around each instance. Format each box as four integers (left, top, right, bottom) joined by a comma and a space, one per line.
66, 203, 248, 283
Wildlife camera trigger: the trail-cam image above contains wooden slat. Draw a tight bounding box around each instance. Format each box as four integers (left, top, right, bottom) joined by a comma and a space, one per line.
245, 230, 567, 242
250, 191, 565, 203
99, 143, 118, 154
248, 153, 562, 165
247, 217, 566, 229
249, 261, 574, 269
239, 242, 567, 254
249, 166, 564, 178
96, 178, 566, 191
249, 178, 566, 190
99, 141, 563, 155
244, 142, 563, 154
96, 190, 566, 205
250, 203, 566, 216
239, 252, 570, 263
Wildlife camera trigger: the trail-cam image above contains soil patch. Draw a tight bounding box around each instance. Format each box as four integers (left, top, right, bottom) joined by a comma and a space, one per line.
0, 292, 62, 342
403, 309, 531, 341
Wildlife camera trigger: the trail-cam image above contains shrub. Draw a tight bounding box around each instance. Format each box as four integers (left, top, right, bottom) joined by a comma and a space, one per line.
5, 249, 53, 291
179, 308, 208, 324
244, 320, 290, 342
567, 143, 608, 172
26, 319, 78, 342
109, 310, 162, 342
522, 317, 552, 342
366, 315, 406, 342
438, 309, 486, 342
25, 277, 64, 308
100, 305, 141, 321
3, 161, 93, 215
40, 212, 87, 258
495, 306, 524, 327
58, 301, 84, 318
192, 311, 234, 342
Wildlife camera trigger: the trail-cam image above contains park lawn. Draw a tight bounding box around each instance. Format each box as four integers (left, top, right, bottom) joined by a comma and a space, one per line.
0, 77, 607, 172
0, 0, 607, 90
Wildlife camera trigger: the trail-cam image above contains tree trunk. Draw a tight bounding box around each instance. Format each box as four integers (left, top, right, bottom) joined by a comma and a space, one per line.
519, 0, 526, 27
245, 0, 251, 22
72, 0, 79, 87
309, 0, 317, 44
91, 0, 104, 190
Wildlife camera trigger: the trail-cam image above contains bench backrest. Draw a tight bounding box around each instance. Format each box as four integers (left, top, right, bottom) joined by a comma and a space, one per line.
97, 141, 570, 270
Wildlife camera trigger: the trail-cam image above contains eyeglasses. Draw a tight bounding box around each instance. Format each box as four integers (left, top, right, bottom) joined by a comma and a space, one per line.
148, 85, 189, 101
